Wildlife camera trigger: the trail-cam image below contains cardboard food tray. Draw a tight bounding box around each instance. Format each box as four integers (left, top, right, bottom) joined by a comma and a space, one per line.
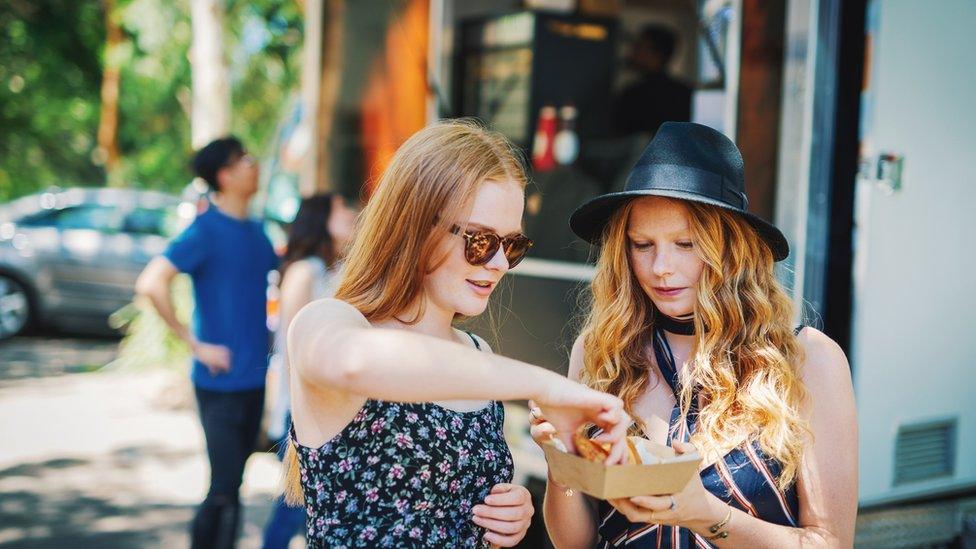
542, 438, 702, 500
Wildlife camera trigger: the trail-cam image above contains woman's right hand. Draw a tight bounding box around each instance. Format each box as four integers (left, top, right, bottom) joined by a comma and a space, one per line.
527, 400, 556, 447
533, 381, 630, 464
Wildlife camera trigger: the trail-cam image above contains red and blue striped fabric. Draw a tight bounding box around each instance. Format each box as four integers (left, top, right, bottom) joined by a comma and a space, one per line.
595, 328, 800, 548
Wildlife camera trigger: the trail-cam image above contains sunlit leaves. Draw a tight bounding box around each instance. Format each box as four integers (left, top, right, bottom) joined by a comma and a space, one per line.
0, 0, 303, 201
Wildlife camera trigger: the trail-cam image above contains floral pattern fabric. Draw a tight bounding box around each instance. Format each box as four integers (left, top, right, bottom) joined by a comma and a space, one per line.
292, 398, 513, 548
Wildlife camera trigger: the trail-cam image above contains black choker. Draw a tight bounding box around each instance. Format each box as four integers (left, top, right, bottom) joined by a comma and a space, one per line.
656, 312, 695, 336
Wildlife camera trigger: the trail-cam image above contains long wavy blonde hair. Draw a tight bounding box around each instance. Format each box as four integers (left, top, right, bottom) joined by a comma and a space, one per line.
579, 198, 808, 490
281, 118, 528, 505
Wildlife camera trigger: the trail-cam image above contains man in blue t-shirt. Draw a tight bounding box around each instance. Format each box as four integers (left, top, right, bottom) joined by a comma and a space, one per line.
136, 137, 278, 549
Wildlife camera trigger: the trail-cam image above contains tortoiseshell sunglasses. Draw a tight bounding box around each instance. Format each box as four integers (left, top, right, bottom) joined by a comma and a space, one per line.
449, 225, 534, 268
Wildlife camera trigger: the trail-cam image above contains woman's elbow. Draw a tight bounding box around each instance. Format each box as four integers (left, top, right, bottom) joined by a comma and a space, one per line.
543, 505, 595, 548
546, 531, 595, 549
325, 347, 370, 391
798, 526, 850, 549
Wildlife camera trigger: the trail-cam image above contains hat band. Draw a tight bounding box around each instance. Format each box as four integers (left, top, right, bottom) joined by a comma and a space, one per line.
623, 163, 748, 210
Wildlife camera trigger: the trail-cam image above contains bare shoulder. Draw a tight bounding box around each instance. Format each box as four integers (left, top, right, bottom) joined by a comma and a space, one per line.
455, 330, 494, 354
282, 258, 315, 285
795, 326, 854, 398
289, 298, 370, 339
287, 298, 372, 383
279, 261, 315, 301
567, 333, 586, 382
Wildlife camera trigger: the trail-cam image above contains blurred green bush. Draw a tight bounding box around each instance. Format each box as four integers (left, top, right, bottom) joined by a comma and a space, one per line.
108, 274, 194, 371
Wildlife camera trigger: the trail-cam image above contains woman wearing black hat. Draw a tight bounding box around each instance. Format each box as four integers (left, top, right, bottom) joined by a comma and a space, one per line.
529, 122, 857, 547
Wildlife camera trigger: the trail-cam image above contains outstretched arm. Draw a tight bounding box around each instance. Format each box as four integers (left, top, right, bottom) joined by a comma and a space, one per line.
288, 298, 631, 453
540, 335, 601, 548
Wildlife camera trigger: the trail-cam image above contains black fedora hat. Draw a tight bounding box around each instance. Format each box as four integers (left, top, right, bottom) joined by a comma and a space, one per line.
569, 122, 789, 261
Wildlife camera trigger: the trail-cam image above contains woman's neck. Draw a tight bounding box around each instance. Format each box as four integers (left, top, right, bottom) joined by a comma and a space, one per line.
374, 300, 458, 342
655, 311, 696, 365
656, 310, 695, 336
663, 331, 695, 357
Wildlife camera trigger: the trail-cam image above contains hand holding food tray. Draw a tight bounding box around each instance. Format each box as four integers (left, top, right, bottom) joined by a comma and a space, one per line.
542, 427, 702, 500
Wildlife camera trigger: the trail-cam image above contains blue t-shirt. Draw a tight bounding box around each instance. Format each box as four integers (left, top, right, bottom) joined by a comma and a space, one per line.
163, 206, 278, 392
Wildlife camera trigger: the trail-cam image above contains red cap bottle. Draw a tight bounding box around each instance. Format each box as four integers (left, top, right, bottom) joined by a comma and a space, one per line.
532, 105, 557, 172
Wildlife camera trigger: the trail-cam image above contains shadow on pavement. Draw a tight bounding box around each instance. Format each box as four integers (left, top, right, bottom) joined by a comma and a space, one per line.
0, 333, 120, 383
0, 444, 280, 548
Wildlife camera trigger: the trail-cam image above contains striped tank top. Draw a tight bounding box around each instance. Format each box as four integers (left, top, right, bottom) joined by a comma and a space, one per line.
597, 327, 802, 548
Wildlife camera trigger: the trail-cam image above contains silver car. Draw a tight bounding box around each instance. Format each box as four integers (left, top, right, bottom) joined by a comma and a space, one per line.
0, 188, 190, 340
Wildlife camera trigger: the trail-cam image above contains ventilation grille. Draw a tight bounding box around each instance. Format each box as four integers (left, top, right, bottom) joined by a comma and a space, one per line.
894, 419, 957, 486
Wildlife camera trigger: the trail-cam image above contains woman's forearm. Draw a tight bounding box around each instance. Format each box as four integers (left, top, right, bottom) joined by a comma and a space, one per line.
300, 325, 562, 404
694, 505, 845, 549
543, 477, 598, 548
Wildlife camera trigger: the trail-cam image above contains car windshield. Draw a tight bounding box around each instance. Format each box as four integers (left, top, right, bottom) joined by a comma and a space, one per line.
17, 203, 180, 237
17, 204, 121, 232
122, 207, 181, 237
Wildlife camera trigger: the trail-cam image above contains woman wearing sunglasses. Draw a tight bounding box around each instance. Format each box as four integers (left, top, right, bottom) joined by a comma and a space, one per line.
531, 123, 857, 547
281, 119, 631, 548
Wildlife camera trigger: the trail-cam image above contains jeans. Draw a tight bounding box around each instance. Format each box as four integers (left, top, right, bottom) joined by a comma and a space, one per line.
261, 426, 306, 549
191, 386, 265, 549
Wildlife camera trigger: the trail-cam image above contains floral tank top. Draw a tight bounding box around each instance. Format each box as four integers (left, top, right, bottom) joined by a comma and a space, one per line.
291, 333, 514, 548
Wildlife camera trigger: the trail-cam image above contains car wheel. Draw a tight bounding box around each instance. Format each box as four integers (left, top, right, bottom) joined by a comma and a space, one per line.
0, 273, 32, 340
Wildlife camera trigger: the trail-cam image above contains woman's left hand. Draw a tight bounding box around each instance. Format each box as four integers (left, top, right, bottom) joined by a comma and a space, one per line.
607, 441, 727, 531
472, 483, 534, 547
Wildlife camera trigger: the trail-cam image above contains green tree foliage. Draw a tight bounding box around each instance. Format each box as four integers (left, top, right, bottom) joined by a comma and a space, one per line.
0, 0, 303, 202
226, 0, 303, 160
114, 0, 193, 193
0, 1, 106, 201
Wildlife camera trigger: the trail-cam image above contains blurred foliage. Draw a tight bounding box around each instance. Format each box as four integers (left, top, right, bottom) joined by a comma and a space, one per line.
108, 274, 194, 371
0, 0, 303, 203
0, 1, 105, 201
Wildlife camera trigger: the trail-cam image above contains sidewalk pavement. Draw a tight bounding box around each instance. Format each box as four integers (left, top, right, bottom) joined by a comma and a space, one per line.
0, 365, 302, 548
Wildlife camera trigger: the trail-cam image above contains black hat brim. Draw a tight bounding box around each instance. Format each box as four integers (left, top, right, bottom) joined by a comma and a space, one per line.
569, 189, 790, 262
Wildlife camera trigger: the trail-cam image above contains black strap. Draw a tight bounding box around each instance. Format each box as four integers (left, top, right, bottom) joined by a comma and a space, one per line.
652, 328, 681, 397
653, 328, 701, 436
656, 311, 696, 336
464, 331, 482, 351
655, 325, 805, 437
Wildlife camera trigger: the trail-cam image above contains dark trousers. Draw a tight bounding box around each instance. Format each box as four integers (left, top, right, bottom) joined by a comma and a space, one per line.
191, 386, 265, 549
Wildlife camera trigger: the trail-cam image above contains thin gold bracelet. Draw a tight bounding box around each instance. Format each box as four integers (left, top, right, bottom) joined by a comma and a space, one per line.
706, 506, 733, 541
546, 473, 575, 497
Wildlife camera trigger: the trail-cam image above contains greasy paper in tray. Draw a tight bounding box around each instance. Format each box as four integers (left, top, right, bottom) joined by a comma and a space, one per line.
542, 437, 702, 499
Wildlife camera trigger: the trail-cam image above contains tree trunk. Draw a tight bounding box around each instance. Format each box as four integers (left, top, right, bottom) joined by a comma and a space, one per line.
300, 0, 344, 195
97, 0, 122, 185
316, 0, 344, 193
298, 0, 322, 196
190, 0, 230, 149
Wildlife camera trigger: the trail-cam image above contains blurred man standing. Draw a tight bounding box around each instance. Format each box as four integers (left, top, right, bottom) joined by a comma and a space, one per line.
136, 137, 278, 549
611, 24, 693, 136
